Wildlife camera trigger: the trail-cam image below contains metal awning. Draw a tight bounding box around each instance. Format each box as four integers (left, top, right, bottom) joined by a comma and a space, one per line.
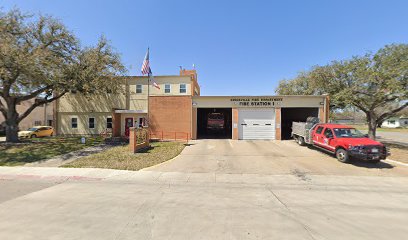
114, 109, 147, 114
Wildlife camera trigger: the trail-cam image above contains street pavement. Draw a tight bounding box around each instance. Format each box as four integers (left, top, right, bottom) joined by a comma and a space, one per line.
0, 140, 407, 239
359, 130, 408, 146
376, 131, 408, 146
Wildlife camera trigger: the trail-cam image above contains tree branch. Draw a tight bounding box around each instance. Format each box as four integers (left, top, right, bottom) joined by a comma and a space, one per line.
351, 101, 369, 113
377, 102, 408, 122
15, 85, 51, 103
17, 91, 67, 123
0, 99, 7, 118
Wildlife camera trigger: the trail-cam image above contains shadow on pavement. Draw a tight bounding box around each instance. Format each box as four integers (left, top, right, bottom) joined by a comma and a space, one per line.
350, 161, 394, 169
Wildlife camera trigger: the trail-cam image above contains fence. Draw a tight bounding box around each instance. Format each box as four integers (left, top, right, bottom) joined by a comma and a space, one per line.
150, 131, 189, 143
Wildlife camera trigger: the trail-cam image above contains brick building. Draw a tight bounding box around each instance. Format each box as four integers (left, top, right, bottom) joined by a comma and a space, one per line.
0, 98, 53, 133
55, 69, 329, 140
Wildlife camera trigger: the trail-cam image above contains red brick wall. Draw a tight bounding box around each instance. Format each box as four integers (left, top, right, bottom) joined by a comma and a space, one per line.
275, 108, 281, 140
319, 107, 325, 123
149, 96, 192, 139
192, 108, 197, 139
232, 108, 238, 140
112, 111, 121, 137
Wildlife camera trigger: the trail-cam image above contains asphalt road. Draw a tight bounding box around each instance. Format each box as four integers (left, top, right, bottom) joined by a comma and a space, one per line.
357, 130, 408, 146
0, 140, 407, 239
375, 131, 408, 146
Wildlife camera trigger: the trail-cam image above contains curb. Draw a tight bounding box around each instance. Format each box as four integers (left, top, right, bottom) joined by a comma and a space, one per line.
385, 159, 408, 167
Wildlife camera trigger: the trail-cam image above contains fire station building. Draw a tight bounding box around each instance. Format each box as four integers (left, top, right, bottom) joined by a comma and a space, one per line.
55, 69, 329, 140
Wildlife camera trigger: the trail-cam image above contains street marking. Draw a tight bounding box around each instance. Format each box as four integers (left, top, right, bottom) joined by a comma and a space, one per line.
385, 159, 408, 167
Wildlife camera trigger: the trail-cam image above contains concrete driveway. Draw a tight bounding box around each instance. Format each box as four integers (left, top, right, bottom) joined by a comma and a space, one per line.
146, 139, 408, 176
0, 140, 407, 240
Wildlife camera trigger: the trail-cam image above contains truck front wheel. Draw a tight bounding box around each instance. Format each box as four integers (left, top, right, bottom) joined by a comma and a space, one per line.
297, 137, 306, 146
336, 148, 350, 163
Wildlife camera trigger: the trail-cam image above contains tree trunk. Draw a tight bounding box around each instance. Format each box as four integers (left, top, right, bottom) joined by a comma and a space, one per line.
5, 101, 20, 143
367, 113, 377, 140
5, 120, 19, 142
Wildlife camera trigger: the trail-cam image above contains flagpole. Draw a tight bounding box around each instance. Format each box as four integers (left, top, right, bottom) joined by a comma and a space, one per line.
147, 73, 150, 128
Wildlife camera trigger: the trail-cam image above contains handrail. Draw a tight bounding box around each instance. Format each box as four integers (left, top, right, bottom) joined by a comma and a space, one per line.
150, 130, 189, 143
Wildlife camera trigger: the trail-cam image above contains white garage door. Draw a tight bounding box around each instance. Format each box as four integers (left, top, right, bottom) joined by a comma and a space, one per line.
238, 108, 275, 140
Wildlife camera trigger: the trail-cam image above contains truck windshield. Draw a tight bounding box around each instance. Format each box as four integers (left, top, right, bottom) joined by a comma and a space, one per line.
333, 128, 365, 138
209, 114, 223, 120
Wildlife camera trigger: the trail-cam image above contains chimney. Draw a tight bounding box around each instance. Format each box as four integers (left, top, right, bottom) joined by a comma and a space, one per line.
180, 69, 197, 82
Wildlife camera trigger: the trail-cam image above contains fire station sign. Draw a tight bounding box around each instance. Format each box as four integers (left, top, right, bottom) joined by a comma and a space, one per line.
230, 97, 283, 107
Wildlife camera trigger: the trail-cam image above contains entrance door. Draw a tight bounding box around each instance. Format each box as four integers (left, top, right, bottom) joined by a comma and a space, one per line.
124, 117, 133, 137
238, 109, 275, 140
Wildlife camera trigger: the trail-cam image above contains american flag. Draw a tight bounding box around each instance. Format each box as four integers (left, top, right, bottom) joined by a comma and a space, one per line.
141, 48, 160, 89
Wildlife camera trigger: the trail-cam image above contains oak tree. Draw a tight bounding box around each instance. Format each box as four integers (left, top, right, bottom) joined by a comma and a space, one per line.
0, 9, 126, 142
276, 44, 408, 139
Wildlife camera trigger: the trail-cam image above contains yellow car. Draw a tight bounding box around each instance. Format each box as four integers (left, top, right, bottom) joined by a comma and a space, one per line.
18, 126, 54, 138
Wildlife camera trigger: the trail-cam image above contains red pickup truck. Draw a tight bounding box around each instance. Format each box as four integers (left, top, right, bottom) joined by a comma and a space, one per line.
292, 118, 389, 163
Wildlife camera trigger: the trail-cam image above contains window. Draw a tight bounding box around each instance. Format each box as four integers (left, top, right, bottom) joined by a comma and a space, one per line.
180, 83, 187, 93
88, 118, 95, 129
106, 117, 112, 129
333, 128, 364, 138
315, 126, 324, 134
388, 120, 396, 124
71, 118, 78, 129
164, 84, 171, 93
47, 120, 53, 126
34, 120, 42, 126
323, 128, 334, 138
136, 84, 142, 94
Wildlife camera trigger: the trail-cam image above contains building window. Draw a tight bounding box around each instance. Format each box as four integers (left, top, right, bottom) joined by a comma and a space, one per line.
164, 84, 171, 93
34, 120, 42, 126
180, 84, 187, 93
106, 117, 112, 129
71, 118, 78, 129
136, 84, 142, 94
89, 118, 95, 129
48, 120, 53, 126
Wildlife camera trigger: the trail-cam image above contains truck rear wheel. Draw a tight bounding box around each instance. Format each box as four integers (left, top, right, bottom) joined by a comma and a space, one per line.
297, 137, 306, 146
336, 148, 350, 163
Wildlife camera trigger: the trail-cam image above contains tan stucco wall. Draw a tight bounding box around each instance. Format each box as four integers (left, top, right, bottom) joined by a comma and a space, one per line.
58, 93, 126, 113
58, 112, 112, 135
192, 96, 326, 108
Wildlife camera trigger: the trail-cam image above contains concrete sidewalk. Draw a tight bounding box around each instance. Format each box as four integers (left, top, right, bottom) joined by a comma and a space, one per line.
24, 144, 113, 167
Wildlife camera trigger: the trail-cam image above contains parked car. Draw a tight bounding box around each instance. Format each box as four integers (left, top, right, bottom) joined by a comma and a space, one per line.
207, 113, 225, 131
292, 117, 389, 163
18, 126, 54, 138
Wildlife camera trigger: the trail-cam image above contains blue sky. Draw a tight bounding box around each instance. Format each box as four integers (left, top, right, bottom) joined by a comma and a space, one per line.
1, 0, 407, 96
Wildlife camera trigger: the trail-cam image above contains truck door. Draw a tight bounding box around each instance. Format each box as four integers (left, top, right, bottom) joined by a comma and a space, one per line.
312, 126, 324, 146
322, 128, 336, 152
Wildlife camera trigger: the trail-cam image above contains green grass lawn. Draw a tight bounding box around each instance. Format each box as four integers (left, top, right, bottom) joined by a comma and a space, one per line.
62, 141, 186, 171
0, 137, 104, 166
